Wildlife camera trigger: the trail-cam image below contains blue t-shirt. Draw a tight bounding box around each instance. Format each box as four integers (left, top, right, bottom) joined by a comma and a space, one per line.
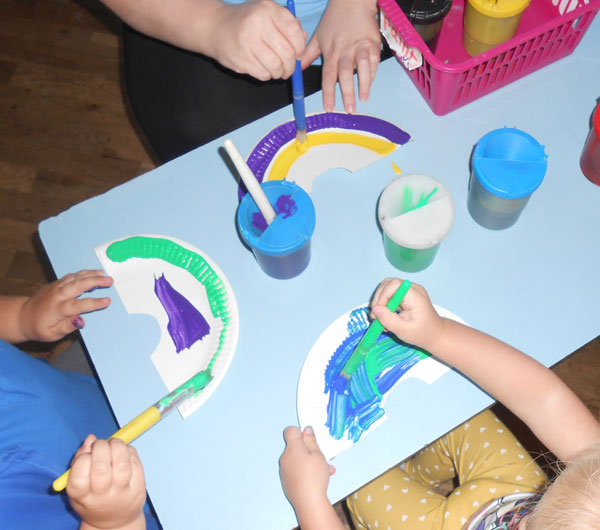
0, 339, 160, 529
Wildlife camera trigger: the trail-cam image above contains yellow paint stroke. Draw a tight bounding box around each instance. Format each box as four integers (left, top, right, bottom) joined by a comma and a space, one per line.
266, 132, 398, 181
392, 162, 402, 174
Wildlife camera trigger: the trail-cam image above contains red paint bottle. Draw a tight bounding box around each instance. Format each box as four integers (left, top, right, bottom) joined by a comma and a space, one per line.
580, 102, 600, 186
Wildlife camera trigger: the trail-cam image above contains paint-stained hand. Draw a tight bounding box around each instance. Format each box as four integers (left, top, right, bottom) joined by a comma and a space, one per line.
18, 270, 113, 342
301, 0, 380, 113
279, 426, 335, 511
67, 435, 147, 530
370, 278, 444, 351
207, 0, 307, 81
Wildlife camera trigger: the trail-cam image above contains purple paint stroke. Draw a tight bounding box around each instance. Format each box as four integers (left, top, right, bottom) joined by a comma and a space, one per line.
154, 273, 211, 353
251, 194, 298, 231
239, 113, 411, 199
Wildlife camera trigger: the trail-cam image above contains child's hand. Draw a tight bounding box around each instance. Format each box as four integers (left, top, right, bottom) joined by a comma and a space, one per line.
279, 426, 335, 512
370, 278, 444, 351
19, 270, 113, 342
67, 435, 147, 530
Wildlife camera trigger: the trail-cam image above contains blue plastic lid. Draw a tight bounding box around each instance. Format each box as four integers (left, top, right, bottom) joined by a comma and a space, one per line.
473, 127, 548, 199
237, 181, 316, 257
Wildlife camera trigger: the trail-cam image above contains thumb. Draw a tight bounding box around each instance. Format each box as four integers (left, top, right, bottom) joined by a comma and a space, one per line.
372, 305, 400, 332
302, 426, 323, 455
300, 38, 321, 70
72, 433, 97, 463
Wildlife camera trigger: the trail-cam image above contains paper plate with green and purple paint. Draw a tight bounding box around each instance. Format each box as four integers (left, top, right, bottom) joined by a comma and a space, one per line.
297, 304, 466, 460
95, 235, 239, 418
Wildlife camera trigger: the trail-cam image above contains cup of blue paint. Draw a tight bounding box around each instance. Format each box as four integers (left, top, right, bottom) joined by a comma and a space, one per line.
378, 174, 455, 272
468, 127, 547, 230
237, 180, 316, 279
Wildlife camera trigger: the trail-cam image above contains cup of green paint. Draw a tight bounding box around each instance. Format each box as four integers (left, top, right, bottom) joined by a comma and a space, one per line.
378, 174, 455, 272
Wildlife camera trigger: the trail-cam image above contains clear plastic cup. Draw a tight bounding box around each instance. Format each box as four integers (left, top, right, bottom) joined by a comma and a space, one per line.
463, 0, 530, 56
237, 180, 316, 279
580, 102, 600, 186
467, 127, 547, 230
378, 174, 455, 272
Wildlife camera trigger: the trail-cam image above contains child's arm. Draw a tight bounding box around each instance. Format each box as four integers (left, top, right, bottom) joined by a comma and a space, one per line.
0, 270, 113, 344
371, 278, 600, 463
279, 426, 344, 530
67, 435, 147, 530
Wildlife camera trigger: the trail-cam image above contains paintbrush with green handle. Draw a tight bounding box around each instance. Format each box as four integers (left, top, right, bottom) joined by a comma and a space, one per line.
340, 279, 412, 379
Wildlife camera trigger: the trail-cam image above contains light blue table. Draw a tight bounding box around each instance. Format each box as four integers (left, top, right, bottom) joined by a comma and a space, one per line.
40, 15, 599, 530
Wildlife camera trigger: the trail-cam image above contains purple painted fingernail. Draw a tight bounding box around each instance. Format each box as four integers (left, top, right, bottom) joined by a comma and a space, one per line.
85, 286, 99, 293
72, 316, 84, 329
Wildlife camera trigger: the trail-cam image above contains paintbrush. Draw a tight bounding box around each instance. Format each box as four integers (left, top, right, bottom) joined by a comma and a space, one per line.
52, 369, 212, 492
341, 280, 412, 379
224, 138, 277, 225
286, 0, 308, 147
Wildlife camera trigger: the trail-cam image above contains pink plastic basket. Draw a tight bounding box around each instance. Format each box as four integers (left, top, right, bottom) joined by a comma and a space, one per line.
379, 0, 600, 115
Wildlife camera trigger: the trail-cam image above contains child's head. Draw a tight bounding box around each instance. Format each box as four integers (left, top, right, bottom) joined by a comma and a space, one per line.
526, 442, 600, 530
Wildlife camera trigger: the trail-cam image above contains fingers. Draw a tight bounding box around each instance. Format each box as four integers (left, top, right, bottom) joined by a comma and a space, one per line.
283, 425, 303, 446
128, 446, 146, 493
372, 278, 404, 307
58, 270, 113, 301
301, 426, 323, 456
109, 439, 134, 489
300, 38, 321, 71
90, 439, 113, 493
321, 60, 338, 113
355, 44, 379, 103
337, 55, 357, 114
73, 434, 97, 462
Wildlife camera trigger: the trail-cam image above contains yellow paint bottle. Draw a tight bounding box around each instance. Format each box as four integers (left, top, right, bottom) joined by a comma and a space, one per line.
463, 0, 530, 56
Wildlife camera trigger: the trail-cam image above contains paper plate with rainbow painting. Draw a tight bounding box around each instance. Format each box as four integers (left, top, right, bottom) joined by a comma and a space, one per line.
95, 235, 239, 418
241, 112, 411, 195
297, 304, 466, 460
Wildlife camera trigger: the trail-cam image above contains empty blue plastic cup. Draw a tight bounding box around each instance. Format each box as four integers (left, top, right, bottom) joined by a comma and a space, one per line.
468, 127, 547, 230
237, 181, 316, 279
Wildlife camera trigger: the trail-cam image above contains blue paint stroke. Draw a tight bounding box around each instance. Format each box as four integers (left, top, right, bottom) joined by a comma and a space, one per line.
251, 194, 298, 231
154, 273, 211, 353
324, 307, 429, 442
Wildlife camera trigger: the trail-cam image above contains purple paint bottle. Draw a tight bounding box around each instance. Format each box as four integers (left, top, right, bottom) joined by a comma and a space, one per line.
237, 181, 316, 279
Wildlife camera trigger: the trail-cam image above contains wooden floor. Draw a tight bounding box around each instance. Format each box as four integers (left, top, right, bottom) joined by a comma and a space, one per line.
0, 1, 598, 527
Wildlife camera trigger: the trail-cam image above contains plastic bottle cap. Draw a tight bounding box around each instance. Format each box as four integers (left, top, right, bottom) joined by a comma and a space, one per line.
394, 0, 453, 23
473, 128, 547, 199
467, 0, 530, 18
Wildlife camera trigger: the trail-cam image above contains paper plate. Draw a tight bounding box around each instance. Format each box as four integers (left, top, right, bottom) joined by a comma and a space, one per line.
297, 304, 466, 460
240, 112, 411, 196
95, 235, 239, 418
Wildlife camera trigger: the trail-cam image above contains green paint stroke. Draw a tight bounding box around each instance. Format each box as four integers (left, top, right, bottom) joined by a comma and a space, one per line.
106, 236, 232, 377
157, 370, 213, 411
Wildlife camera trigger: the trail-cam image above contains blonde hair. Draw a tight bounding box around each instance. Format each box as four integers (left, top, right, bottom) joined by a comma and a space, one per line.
527, 443, 600, 530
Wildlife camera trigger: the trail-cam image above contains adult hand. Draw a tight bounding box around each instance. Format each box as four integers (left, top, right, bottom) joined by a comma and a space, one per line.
300, 0, 380, 113
18, 270, 113, 342
208, 0, 307, 81
67, 435, 147, 530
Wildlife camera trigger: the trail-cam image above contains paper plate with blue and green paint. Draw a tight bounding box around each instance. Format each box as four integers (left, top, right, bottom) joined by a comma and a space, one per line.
297, 304, 466, 460
95, 235, 239, 418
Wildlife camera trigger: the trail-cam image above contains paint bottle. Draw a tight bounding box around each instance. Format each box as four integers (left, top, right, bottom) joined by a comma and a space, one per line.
580, 101, 600, 186
378, 174, 455, 272
394, 0, 453, 51
463, 0, 530, 56
467, 127, 547, 230
237, 180, 316, 279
